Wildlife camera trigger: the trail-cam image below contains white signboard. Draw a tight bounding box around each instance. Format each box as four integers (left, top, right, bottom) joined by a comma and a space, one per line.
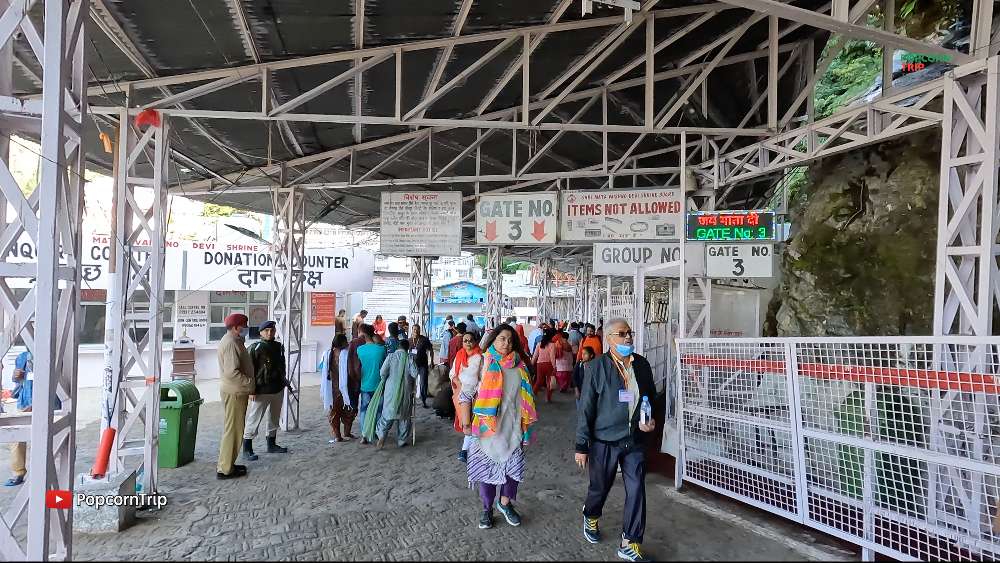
561, 188, 683, 241
4, 232, 185, 290
184, 246, 375, 292
706, 243, 774, 278
593, 242, 705, 276
4, 232, 375, 292
175, 304, 208, 332
476, 193, 557, 245
380, 191, 462, 256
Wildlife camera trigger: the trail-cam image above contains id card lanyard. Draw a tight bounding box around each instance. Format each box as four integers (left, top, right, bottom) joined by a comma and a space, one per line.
612, 357, 632, 432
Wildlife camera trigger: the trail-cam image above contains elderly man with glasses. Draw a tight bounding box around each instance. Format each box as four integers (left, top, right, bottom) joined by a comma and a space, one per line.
574, 318, 656, 563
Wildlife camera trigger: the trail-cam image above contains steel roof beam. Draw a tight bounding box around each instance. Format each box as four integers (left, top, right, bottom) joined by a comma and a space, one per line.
157, 40, 802, 192
269, 52, 392, 117
179, 165, 682, 196
603, 10, 718, 86
404, 35, 520, 121
73, 5, 727, 98
476, 0, 575, 115
413, 0, 475, 122
92, 106, 769, 136
353, 0, 365, 142
224, 0, 304, 156
89, 0, 246, 166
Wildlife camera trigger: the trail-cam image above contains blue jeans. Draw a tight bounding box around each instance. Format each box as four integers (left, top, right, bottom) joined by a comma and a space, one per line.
359, 391, 375, 427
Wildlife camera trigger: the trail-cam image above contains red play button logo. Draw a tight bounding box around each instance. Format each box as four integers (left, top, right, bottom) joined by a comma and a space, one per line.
45, 490, 72, 510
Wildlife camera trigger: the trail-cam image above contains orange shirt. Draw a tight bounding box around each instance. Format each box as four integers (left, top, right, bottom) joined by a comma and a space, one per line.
577, 335, 603, 361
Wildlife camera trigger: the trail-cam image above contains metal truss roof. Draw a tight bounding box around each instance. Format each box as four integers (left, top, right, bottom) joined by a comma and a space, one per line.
12, 0, 971, 254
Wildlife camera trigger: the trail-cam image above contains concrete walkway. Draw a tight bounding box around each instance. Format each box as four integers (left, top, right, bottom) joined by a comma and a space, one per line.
6, 380, 857, 561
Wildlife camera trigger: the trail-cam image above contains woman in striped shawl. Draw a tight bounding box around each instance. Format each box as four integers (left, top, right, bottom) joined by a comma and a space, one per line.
457, 323, 538, 530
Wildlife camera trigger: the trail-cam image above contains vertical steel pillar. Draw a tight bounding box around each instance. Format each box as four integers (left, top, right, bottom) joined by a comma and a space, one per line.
588, 273, 601, 326
575, 262, 591, 322
271, 172, 305, 431
934, 58, 999, 338
106, 109, 170, 494
485, 247, 503, 329
679, 132, 713, 338
2, 1, 88, 559
409, 257, 433, 331
538, 257, 552, 323
929, 56, 999, 550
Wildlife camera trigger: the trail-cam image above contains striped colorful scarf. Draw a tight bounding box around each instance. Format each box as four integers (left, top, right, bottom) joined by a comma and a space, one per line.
471, 346, 538, 444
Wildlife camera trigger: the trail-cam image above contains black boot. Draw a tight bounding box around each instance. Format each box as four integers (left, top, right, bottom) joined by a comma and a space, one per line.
242, 439, 258, 461
266, 436, 288, 453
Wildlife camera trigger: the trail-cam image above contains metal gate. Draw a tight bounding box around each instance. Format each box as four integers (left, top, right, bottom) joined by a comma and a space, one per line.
676, 337, 1000, 561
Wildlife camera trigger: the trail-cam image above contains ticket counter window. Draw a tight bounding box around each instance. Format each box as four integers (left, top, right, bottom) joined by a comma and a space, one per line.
209, 291, 269, 342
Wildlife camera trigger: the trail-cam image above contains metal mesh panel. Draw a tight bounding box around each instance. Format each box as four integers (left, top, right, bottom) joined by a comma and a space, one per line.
677, 337, 1000, 561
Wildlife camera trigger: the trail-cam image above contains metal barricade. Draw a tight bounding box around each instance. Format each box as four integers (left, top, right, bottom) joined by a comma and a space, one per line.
676, 337, 1000, 561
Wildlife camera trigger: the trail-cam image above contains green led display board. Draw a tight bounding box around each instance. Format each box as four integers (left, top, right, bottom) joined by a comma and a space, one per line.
686, 210, 776, 241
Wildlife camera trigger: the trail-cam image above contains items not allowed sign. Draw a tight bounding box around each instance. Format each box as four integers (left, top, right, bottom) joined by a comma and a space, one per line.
561, 188, 683, 242
705, 244, 774, 278
593, 242, 705, 276
476, 193, 557, 245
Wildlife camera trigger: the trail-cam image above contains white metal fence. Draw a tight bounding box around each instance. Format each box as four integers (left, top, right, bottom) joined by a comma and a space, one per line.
676, 337, 1000, 561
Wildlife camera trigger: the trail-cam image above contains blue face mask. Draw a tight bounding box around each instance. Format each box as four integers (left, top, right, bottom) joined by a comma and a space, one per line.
239, 327, 250, 339
615, 344, 634, 357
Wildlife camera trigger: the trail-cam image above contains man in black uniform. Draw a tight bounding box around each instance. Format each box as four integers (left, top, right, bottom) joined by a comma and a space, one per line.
243, 320, 289, 461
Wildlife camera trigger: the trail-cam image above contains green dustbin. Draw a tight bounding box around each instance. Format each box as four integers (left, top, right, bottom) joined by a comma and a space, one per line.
159, 381, 204, 468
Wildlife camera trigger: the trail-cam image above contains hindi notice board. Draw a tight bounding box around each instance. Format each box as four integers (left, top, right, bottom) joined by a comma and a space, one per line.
311, 293, 337, 326
380, 191, 462, 256
560, 188, 683, 242
476, 193, 558, 245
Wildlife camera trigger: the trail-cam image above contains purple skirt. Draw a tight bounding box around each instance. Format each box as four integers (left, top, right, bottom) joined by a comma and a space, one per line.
466, 440, 525, 486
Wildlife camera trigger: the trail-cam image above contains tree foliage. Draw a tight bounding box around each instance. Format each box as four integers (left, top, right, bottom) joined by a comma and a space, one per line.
201, 203, 236, 217
473, 254, 534, 275
814, 38, 882, 120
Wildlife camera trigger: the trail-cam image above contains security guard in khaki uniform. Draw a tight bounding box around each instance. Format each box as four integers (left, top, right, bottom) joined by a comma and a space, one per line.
216, 313, 254, 479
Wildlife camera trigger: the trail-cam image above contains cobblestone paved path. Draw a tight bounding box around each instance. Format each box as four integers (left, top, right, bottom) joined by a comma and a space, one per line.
12, 383, 853, 561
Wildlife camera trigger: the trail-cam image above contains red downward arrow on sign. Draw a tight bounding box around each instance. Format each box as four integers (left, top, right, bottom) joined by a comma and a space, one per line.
485, 221, 498, 241
532, 221, 546, 241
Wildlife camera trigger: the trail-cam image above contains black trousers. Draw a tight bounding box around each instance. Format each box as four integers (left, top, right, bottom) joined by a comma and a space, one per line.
583, 439, 646, 543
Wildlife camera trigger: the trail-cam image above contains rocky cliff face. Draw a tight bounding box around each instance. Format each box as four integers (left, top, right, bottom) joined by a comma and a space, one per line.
767, 130, 940, 336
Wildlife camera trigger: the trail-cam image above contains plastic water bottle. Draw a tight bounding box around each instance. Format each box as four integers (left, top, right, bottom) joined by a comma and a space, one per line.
640, 396, 652, 426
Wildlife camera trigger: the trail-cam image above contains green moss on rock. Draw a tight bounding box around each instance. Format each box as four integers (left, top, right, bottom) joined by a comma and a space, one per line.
769, 130, 939, 336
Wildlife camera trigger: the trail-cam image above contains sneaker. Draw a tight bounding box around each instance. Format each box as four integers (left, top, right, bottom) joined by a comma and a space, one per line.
496, 501, 521, 526
4, 475, 24, 487
617, 537, 649, 562
583, 515, 601, 543
457, 450, 468, 463
478, 508, 494, 529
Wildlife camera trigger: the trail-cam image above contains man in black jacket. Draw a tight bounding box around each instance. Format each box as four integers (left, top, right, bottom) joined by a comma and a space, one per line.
243, 320, 289, 461
575, 319, 656, 563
